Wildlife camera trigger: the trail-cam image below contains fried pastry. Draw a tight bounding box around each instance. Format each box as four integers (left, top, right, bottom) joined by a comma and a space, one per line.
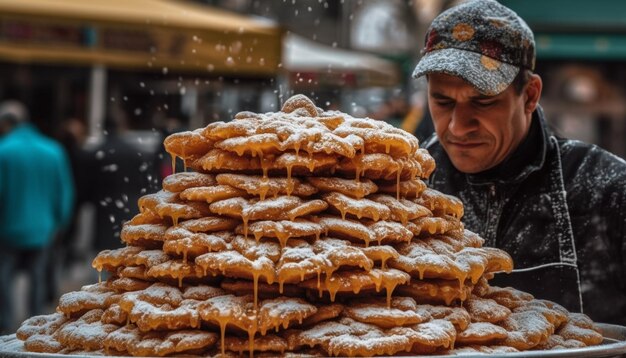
16, 94, 605, 357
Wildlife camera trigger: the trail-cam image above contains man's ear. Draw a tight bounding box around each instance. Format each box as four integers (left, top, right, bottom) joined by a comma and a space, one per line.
524, 74, 542, 115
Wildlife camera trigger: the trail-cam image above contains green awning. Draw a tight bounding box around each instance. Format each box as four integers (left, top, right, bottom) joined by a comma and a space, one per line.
535, 34, 626, 60
500, 0, 626, 60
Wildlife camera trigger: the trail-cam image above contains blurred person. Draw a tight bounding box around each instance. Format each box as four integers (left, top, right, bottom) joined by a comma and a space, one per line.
413, 0, 626, 324
45, 117, 89, 302
0, 100, 74, 333
85, 112, 156, 254
401, 91, 436, 143
368, 95, 409, 128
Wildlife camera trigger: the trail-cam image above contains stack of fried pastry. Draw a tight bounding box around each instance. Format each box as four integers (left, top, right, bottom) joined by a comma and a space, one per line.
16, 94, 603, 356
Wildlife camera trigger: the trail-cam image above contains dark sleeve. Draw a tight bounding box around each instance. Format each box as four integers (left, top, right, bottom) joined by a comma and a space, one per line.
620, 188, 626, 290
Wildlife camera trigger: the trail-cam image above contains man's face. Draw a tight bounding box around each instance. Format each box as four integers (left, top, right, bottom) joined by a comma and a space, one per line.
428, 73, 531, 174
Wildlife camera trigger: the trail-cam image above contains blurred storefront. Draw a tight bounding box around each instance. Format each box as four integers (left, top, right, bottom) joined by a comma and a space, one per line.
205, 0, 416, 125
502, 0, 626, 158
0, 0, 283, 141
283, 33, 401, 115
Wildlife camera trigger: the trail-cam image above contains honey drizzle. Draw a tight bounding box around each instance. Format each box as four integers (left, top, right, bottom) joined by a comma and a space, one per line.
243, 214, 249, 239
396, 165, 402, 200
316, 269, 321, 290
259, 178, 270, 201
339, 208, 347, 220
307, 153, 315, 172
286, 166, 294, 196
326, 276, 341, 302
253, 272, 260, 310
218, 317, 229, 356
247, 320, 258, 358
384, 280, 399, 309
277, 231, 289, 248
260, 151, 269, 180
353, 156, 363, 182
169, 152, 177, 174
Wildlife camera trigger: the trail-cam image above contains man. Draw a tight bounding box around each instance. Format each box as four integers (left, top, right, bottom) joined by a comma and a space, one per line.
413, 0, 626, 324
0, 101, 74, 333
85, 113, 156, 253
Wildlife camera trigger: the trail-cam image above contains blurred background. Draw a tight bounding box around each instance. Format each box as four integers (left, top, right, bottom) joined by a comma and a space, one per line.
0, 0, 625, 333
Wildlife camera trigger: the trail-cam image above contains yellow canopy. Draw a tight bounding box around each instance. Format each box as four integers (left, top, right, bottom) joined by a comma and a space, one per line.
0, 0, 283, 76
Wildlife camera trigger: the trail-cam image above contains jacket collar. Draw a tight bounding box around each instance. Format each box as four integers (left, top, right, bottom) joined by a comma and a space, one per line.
464, 105, 550, 186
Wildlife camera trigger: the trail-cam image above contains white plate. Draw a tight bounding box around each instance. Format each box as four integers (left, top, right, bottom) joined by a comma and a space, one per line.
1, 323, 626, 357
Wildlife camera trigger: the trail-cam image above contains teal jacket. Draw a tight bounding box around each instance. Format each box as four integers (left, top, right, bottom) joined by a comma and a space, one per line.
0, 124, 74, 249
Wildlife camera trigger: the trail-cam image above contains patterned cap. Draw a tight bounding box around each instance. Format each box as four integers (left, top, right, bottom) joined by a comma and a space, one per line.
412, 0, 535, 96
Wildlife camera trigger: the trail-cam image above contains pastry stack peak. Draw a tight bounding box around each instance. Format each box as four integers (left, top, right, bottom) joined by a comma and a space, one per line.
16, 95, 603, 357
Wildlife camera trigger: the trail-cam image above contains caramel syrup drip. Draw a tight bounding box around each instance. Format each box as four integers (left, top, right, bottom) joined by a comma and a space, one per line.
242, 214, 249, 239
253, 231, 263, 244
399, 212, 408, 226
259, 150, 270, 180
396, 165, 402, 200
353, 156, 363, 182
286, 166, 294, 196
307, 150, 314, 172
326, 276, 341, 302
316, 269, 322, 291
458, 273, 468, 293
218, 316, 229, 356
247, 320, 257, 358
322, 265, 340, 299
384, 280, 399, 309
277, 231, 290, 249
253, 272, 260, 310
259, 178, 270, 201
339, 208, 347, 220
169, 152, 177, 175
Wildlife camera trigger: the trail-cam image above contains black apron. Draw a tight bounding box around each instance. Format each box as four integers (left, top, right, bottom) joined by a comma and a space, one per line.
490, 137, 583, 312
424, 135, 584, 313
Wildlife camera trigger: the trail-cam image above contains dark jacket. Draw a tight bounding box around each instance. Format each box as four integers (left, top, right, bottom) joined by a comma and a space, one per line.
86, 134, 156, 251
423, 107, 626, 325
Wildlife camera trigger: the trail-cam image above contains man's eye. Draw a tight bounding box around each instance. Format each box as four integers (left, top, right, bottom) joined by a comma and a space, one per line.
476, 100, 495, 107
436, 100, 454, 107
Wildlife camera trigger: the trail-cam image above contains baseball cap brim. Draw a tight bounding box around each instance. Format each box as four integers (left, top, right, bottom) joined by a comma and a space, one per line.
413, 48, 520, 96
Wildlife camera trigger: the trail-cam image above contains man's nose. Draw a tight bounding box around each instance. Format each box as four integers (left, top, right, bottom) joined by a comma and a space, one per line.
448, 104, 478, 137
